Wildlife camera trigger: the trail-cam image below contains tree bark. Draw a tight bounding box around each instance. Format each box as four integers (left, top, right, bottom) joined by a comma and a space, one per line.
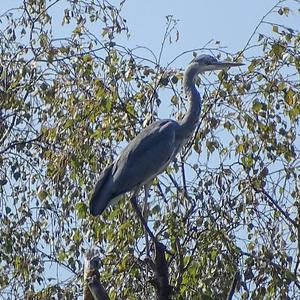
153, 242, 172, 300
83, 250, 110, 300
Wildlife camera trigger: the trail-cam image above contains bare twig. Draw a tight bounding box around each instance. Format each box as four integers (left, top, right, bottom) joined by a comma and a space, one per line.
238, 0, 285, 56
0, 134, 42, 154
0, 114, 16, 146
250, 181, 297, 228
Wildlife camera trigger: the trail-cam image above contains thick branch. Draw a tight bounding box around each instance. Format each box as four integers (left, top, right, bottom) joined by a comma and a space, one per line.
83, 251, 110, 300
87, 276, 110, 300
153, 242, 172, 300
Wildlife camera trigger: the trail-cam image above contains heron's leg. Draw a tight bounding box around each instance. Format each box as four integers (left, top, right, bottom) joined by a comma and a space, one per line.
143, 183, 151, 257
142, 183, 151, 299
130, 190, 156, 243
130, 189, 172, 300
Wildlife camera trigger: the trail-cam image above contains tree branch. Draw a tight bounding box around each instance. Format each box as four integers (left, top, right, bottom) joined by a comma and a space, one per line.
250, 181, 297, 228
0, 134, 42, 154
84, 251, 110, 300
226, 271, 239, 300
87, 276, 110, 300
152, 242, 172, 300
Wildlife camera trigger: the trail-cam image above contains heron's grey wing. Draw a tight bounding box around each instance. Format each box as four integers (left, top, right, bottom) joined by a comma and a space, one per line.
89, 119, 180, 216
111, 119, 180, 196
89, 164, 114, 216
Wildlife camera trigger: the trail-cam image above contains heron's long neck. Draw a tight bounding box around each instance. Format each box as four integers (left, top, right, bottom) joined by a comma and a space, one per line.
178, 65, 202, 138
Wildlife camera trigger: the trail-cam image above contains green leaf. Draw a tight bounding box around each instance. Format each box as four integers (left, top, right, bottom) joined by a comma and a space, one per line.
37, 187, 48, 201
284, 89, 294, 106
252, 100, 262, 113
57, 249, 66, 262
75, 202, 87, 219
236, 143, 244, 154
72, 229, 81, 242
271, 43, 285, 58
272, 25, 278, 33
210, 249, 218, 261
241, 155, 253, 168
189, 261, 198, 277
82, 54, 92, 62
288, 106, 300, 121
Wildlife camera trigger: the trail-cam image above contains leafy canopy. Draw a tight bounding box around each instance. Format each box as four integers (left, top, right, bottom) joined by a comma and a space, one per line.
0, 0, 300, 299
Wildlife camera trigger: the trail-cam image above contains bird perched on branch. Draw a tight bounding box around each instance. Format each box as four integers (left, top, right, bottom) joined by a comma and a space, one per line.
90, 54, 243, 216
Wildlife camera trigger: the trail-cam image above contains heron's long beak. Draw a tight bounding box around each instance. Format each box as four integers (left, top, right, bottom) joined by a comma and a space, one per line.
215, 61, 244, 70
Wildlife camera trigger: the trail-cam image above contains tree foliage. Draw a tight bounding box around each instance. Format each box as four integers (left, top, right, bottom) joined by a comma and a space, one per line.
0, 0, 300, 299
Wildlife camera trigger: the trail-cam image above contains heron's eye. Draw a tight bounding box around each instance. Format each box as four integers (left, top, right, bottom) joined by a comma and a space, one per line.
205, 60, 211, 65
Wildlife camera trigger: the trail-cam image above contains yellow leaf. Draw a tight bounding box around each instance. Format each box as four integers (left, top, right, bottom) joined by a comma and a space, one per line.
272, 25, 278, 33
236, 144, 244, 154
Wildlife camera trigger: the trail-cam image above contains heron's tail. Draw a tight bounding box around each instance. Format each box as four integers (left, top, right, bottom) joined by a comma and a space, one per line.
89, 164, 114, 216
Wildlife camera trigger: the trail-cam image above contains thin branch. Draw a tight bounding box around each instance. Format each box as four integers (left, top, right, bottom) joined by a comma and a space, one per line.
0, 114, 16, 146
180, 155, 188, 198
261, 188, 297, 227
0, 134, 42, 154
142, 185, 151, 258
250, 181, 297, 228
174, 237, 184, 293
294, 202, 300, 276
238, 0, 285, 56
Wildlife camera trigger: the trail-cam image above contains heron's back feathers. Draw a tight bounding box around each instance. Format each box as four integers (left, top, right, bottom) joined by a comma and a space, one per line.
89, 119, 180, 216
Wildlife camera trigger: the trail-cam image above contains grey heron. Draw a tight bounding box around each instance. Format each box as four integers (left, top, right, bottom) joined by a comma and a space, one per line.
90, 54, 243, 216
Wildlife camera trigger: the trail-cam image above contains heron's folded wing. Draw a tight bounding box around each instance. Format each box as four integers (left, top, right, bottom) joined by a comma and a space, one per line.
89, 164, 113, 215
111, 119, 180, 196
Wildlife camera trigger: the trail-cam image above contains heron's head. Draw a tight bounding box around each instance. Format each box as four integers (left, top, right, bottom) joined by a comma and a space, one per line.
190, 54, 244, 74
